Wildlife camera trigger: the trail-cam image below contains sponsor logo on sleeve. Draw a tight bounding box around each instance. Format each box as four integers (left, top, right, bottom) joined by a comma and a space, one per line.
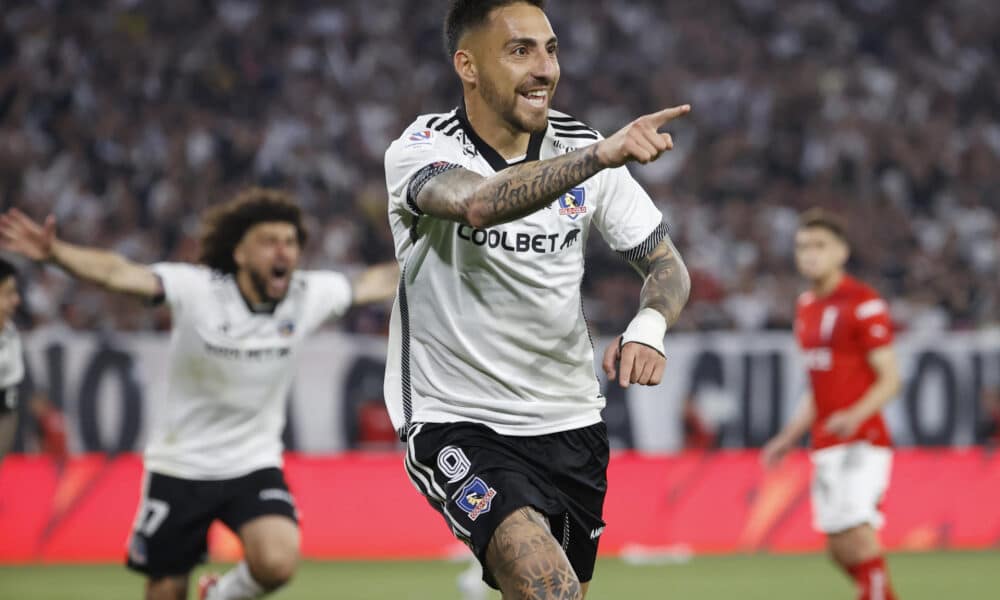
405, 130, 434, 148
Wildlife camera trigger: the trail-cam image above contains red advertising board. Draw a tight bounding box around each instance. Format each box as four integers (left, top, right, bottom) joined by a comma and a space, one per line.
1, 449, 998, 563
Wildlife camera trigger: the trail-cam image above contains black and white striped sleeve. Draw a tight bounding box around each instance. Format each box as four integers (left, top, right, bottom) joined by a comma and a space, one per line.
617, 222, 671, 262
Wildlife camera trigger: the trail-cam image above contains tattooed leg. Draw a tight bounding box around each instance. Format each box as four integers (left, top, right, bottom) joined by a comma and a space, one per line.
486, 507, 582, 600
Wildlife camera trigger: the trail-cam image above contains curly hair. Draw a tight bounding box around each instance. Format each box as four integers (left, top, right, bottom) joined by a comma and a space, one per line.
198, 187, 308, 274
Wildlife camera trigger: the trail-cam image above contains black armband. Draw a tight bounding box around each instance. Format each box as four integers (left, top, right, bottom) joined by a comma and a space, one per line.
406, 161, 463, 215
617, 222, 671, 262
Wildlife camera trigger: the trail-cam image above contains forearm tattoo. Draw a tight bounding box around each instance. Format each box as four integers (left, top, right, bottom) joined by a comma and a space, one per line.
417, 145, 603, 227
630, 236, 690, 327
477, 144, 602, 224
486, 508, 582, 600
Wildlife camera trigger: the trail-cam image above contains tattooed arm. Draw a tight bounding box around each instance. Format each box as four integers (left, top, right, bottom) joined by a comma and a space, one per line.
603, 234, 690, 388
413, 104, 691, 228
416, 145, 603, 228
629, 235, 691, 329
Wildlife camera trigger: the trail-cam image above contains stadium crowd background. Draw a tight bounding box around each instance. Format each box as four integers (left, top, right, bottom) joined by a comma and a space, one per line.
1, 0, 998, 337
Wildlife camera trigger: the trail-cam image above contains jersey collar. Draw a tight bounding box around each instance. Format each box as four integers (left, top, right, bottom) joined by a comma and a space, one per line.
455, 103, 546, 172
232, 276, 279, 315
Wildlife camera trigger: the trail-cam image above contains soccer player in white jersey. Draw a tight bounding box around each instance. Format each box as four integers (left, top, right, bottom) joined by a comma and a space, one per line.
0, 188, 399, 600
0, 258, 24, 464
384, 1, 692, 597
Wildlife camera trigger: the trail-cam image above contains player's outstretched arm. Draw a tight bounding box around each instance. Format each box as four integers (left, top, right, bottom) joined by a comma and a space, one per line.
350, 262, 400, 306
414, 104, 691, 228
0, 209, 161, 300
603, 235, 690, 388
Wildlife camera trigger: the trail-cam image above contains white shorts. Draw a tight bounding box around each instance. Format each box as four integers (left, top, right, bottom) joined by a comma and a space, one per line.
809, 442, 892, 534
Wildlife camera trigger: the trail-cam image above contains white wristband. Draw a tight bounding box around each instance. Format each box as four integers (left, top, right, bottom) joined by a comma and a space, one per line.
621, 308, 667, 357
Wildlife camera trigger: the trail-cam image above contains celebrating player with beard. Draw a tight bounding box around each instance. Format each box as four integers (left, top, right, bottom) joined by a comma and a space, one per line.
383, 1, 692, 598
0, 188, 398, 600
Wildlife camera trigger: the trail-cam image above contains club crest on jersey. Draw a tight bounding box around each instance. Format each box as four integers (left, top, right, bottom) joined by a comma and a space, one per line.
277, 320, 295, 337
558, 188, 587, 219
455, 476, 497, 521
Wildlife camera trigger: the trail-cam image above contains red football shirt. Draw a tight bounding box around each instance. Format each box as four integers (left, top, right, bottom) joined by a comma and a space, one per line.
795, 275, 894, 449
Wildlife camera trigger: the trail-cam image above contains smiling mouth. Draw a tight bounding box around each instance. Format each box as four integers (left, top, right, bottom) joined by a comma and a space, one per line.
520, 89, 549, 107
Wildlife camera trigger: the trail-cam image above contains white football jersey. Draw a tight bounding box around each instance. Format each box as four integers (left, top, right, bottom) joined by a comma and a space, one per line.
145, 263, 352, 479
0, 322, 24, 412
384, 106, 667, 437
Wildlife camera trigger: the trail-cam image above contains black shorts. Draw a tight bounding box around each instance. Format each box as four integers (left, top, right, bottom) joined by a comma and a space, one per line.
405, 421, 609, 588
126, 467, 298, 577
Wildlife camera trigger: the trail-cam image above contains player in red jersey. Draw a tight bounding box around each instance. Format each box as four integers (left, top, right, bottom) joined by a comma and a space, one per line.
763, 208, 902, 600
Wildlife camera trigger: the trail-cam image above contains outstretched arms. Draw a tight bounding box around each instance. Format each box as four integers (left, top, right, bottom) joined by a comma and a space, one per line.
0, 209, 161, 300
350, 262, 400, 306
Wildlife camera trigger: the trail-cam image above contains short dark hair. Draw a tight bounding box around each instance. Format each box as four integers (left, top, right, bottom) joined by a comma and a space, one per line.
198, 187, 307, 274
799, 208, 848, 244
0, 257, 16, 283
444, 0, 546, 56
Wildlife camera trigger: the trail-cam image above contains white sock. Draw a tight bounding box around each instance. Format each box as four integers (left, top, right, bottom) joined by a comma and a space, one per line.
457, 558, 488, 600
206, 562, 266, 600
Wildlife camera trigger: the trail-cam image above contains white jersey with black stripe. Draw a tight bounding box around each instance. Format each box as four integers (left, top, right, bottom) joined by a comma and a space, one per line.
145, 263, 353, 479
383, 106, 668, 437
0, 322, 24, 412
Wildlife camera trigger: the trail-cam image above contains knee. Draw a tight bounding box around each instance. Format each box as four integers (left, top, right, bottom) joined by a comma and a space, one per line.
249, 548, 299, 590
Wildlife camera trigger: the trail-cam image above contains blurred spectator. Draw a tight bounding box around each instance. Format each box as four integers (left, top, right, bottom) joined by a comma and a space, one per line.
1, 0, 998, 334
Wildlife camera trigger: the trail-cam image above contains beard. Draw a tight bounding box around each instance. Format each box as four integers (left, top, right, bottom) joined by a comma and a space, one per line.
248, 266, 283, 304
478, 73, 550, 133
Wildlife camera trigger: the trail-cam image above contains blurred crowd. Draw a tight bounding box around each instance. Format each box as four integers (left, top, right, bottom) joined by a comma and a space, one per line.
1, 0, 997, 335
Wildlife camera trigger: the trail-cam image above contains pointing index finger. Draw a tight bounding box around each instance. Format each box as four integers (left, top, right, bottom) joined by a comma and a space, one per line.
648, 104, 691, 128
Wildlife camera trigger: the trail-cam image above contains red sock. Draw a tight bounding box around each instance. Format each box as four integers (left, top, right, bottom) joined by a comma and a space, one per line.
847, 556, 898, 600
